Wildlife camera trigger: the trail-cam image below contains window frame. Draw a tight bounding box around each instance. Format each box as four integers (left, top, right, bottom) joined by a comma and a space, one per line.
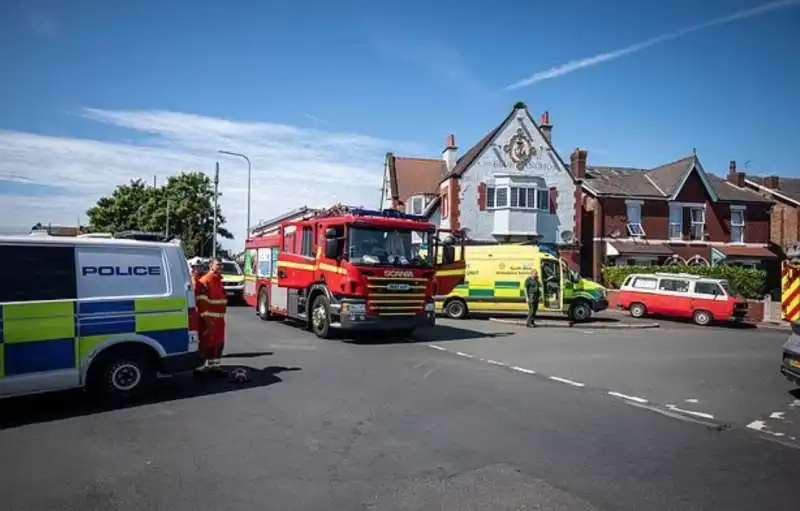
730, 206, 746, 244
625, 200, 645, 237
658, 278, 691, 293
668, 204, 683, 240
693, 281, 724, 296
486, 185, 548, 211
408, 195, 426, 216
630, 276, 658, 290
689, 206, 706, 241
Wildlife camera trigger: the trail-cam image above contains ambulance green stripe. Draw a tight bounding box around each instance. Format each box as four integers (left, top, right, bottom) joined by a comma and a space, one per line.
494, 281, 520, 289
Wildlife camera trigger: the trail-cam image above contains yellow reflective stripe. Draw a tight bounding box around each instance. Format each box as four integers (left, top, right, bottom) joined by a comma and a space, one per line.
77, 334, 112, 362
278, 261, 315, 271
200, 312, 226, 318
435, 269, 465, 277
2, 301, 74, 343
135, 297, 186, 313
136, 311, 189, 333
206, 299, 227, 305
196, 294, 208, 301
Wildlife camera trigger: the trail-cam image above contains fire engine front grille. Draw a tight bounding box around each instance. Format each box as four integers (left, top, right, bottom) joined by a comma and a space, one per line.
366, 277, 427, 316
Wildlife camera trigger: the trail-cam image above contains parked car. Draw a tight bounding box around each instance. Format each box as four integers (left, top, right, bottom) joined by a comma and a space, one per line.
616, 272, 749, 326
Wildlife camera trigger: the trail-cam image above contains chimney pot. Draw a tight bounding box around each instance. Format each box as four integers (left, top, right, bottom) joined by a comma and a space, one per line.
446, 134, 456, 149
539, 111, 553, 145
442, 134, 458, 171
766, 175, 780, 189
729, 160, 736, 174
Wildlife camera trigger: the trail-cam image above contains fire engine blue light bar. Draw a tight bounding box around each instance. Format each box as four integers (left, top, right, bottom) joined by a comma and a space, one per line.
350, 208, 428, 222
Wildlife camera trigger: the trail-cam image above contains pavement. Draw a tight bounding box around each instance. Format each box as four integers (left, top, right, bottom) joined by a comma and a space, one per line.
1, 306, 800, 510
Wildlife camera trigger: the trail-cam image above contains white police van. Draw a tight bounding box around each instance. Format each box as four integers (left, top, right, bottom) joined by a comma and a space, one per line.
0, 234, 202, 400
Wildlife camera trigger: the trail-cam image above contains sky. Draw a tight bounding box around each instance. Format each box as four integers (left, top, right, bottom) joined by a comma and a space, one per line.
1, 0, 799, 249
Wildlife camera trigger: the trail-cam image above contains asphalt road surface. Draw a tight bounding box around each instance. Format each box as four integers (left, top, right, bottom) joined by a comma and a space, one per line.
2, 307, 799, 511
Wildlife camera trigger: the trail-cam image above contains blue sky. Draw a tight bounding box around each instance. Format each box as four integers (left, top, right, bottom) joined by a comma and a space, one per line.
1, 0, 798, 246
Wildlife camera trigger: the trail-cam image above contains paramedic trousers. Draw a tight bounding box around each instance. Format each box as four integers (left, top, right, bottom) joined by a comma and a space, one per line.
526, 298, 539, 327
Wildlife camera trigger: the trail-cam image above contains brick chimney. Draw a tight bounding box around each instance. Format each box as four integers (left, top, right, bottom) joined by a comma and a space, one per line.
539, 111, 552, 145
727, 160, 746, 187
442, 134, 458, 172
570, 148, 587, 181
765, 175, 780, 189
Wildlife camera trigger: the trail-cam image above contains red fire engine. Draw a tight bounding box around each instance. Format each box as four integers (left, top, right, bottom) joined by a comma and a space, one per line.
243, 205, 465, 338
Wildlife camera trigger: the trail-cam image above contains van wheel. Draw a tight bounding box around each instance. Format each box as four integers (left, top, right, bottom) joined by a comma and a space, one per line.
257, 288, 270, 321
568, 300, 593, 322
443, 299, 468, 319
693, 309, 713, 326
311, 294, 332, 339
87, 346, 157, 401
630, 302, 647, 318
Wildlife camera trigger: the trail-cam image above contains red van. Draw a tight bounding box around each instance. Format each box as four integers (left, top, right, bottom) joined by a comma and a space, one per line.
616, 273, 749, 326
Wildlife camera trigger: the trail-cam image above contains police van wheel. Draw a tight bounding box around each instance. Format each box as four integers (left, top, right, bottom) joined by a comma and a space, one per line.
88, 347, 156, 400
257, 288, 271, 321
444, 299, 468, 319
311, 295, 332, 339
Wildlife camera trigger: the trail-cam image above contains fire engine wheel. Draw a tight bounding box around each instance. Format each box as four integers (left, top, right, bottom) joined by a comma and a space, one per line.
693, 309, 713, 326
443, 298, 468, 319
311, 295, 332, 339
257, 288, 271, 321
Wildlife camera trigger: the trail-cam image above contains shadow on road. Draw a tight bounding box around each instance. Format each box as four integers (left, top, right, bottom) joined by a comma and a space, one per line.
0, 365, 301, 430
451, 312, 622, 324
222, 351, 274, 358
347, 325, 516, 345
631, 314, 757, 330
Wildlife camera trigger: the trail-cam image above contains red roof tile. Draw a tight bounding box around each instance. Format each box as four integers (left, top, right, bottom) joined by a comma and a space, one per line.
389, 156, 445, 205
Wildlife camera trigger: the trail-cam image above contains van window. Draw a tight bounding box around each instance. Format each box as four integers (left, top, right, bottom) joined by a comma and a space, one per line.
76, 246, 168, 299
694, 281, 723, 296
0, 244, 77, 302
301, 226, 314, 257
658, 278, 690, 293
630, 276, 658, 290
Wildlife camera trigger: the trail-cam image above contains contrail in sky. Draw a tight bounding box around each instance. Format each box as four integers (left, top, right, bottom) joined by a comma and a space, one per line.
505, 0, 799, 90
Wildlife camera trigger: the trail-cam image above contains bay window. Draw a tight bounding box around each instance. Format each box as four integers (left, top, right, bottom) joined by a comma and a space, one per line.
486, 185, 548, 211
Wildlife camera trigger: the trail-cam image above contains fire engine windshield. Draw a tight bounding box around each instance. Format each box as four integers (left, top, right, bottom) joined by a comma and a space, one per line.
349, 227, 433, 267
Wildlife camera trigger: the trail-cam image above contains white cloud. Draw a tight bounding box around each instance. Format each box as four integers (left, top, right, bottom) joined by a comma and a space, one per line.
0, 108, 411, 248
505, 0, 800, 90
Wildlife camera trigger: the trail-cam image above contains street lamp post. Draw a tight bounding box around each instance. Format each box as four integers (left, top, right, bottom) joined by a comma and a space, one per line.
218, 150, 252, 241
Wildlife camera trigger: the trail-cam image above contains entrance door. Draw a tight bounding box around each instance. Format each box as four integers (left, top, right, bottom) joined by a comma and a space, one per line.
540, 259, 563, 311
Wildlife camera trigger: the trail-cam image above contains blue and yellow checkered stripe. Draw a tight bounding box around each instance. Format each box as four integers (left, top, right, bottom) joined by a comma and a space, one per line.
0, 297, 189, 378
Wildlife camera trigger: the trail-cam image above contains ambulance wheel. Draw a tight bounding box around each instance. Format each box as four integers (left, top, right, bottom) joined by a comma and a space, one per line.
443, 298, 468, 319
257, 288, 271, 321
693, 309, 713, 326
87, 346, 157, 401
311, 294, 332, 339
629, 302, 647, 318
568, 300, 593, 322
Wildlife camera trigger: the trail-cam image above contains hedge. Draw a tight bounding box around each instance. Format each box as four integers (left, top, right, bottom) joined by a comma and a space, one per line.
600, 265, 767, 299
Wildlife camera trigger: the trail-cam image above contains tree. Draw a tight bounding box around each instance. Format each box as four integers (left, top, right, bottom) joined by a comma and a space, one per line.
87, 172, 233, 258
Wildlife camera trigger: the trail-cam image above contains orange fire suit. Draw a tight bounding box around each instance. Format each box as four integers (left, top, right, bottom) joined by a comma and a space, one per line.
198, 271, 228, 360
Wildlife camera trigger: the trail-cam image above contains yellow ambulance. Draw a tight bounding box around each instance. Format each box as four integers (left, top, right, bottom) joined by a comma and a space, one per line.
434, 244, 608, 322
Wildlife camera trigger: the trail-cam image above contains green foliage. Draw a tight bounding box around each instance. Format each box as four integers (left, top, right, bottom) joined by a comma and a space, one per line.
87, 172, 233, 258
600, 265, 767, 299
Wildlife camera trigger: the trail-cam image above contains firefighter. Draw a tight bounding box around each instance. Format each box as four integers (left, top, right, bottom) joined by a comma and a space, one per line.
199, 258, 228, 369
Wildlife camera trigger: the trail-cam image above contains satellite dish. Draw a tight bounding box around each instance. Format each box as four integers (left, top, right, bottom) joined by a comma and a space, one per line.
560, 230, 575, 244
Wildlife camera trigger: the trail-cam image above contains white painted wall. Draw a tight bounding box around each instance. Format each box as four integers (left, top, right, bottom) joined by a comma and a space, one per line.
454, 107, 577, 244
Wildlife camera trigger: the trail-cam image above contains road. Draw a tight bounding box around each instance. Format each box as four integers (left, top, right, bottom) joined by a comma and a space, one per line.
1, 307, 799, 510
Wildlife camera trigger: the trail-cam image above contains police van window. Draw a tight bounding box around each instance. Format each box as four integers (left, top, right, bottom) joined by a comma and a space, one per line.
76, 246, 168, 299
301, 226, 314, 258
0, 244, 77, 303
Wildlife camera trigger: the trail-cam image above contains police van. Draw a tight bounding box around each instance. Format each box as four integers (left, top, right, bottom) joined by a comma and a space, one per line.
0, 235, 202, 400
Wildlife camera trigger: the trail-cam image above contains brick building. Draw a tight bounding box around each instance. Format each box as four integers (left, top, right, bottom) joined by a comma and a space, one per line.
379, 102, 584, 266
729, 162, 800, 255
581, 153, 777, 281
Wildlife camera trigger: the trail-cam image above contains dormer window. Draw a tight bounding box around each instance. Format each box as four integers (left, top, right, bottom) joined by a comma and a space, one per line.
408, 195, 426, 215
625, 200, 645, 237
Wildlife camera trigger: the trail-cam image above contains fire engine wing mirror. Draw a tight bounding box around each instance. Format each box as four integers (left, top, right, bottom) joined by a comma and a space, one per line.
441, 236, 456, 265
325, 239, 340, 260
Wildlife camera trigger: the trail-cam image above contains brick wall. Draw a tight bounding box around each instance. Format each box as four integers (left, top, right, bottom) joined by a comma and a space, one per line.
771, 201, 800, 249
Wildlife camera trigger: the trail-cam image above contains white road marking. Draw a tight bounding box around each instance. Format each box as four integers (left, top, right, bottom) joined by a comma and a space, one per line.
684, 398, 699, 404
665, 405, 715, 420
770, 411, 786, 420
511, 366, 536, 374
549, 376, 585, 387
427, 344, 447, 351
608, 391, 648, 404
790, 399, 800, 408
454, 351, 473, 359
486, 359, 506, 366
